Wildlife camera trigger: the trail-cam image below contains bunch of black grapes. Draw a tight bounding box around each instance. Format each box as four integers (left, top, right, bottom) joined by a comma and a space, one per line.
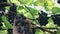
57, 0, 60, 4
37, 11, 48, 26
7, 3, 17, 34
51, 14, 60, 26
8, 3, 17, 24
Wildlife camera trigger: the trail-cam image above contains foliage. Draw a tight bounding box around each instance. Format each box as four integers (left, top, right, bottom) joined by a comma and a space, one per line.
1, 16, 13, 29
0, 0, 60, 34
51, 7, 60, 14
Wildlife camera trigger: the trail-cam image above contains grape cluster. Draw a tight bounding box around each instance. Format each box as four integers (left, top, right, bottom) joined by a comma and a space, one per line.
8, 3, 17, 24
7, 3, 17, 34
51, 14, 60, 26
37, 11, 48, 26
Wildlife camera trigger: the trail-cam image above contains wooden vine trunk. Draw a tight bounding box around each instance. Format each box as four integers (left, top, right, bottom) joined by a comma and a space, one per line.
13, 18, 21, 34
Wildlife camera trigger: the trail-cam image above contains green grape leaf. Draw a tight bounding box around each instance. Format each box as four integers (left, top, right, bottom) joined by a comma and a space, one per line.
35, 29, 45, 34
24, 6, 39, 19
25, 7, 38, 15
34, 0, 45, 6
1, 16, 13, 29
17, 6, 24, 10
51, 7, 60, 14
44, 0, 53, 11
24, 12, 34, 19
19, 0, 33, 5
57, 29, 60, 34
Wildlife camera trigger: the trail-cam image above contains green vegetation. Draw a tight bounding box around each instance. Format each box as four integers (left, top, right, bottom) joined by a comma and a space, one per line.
0, 0, 60, 34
